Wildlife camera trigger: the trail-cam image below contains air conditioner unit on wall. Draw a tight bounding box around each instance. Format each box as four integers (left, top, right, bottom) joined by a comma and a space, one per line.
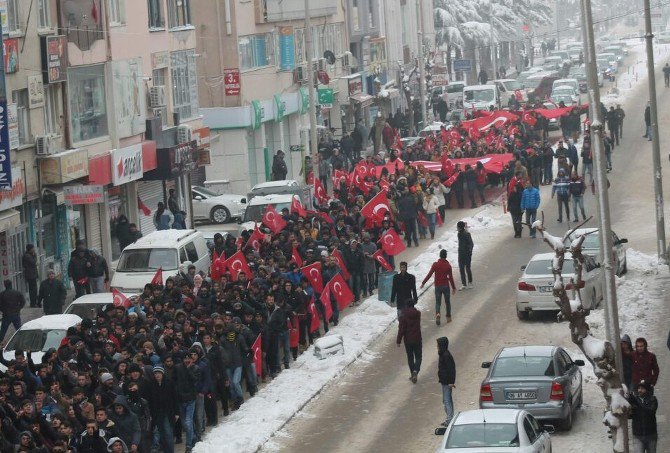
177, 125, 193, 144
149, 85, 167, 108
35, 135, 55, 156
294, 65, 308, 83
318, 58, 327, 71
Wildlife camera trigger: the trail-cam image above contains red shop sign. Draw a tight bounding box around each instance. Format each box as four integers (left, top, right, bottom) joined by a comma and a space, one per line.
224, 68, 241, 96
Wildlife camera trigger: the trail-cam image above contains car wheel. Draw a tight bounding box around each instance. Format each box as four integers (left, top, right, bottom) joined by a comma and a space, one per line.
516, 308, 529, 320
210, 206, 231, 224
559, 402, 573, 430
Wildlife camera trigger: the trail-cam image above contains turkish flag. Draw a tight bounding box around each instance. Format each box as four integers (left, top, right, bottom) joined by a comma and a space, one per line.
372, 250, 393, 271
314, 178, 329, 205
223, 251, 252, 281
379, 179, 390, 192
514, 89, 523, 101
251, 334, 262, 377
245, 224, 265, 252
330, 274, 355, 310
332, 169, 348, 191
262, 205, 287, 235
301, 261, 324, 293
91, 0, 99, 23
360, 190, 391, 223
288, 316, 300, 348
522, 111, 537, 127
330, 249, 350, 280
320, 281, 333, 321
290, 197, 307, 218
436, 210, 444, 227
211, 251, 221, 280
150, 267, 163, 286
379, 229, 406, 256
137, 197, 151, 216
417, 211, 428, 228
292, 245, 303, 267
308, 296, 321, 333
112, 289, 130, 309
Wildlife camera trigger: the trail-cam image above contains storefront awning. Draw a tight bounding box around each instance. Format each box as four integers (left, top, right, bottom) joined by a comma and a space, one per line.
350, 93, 374, 108
0, 209, 20, 232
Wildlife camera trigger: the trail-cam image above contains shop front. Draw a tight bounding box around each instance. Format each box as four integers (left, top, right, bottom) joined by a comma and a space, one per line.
0, 165, 26, 292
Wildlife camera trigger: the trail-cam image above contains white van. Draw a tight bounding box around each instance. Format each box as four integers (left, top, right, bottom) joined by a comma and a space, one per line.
238, 193, 299, 233
462, 84, 500, 112
111, 229, 210, 294
488, 79, 526, 103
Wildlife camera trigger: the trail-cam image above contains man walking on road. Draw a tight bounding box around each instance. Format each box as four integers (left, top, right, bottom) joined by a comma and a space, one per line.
390, 262, 418, 318
456, 221, 474, 290
437, 337, 456, 427
0, 280, 25, 343
22, 244, 38, 308
396, 300, 422, 383
627, 381, 658, 453
552, 168, 571, 223
420, 249, 456, 325
663, 63, 670, 88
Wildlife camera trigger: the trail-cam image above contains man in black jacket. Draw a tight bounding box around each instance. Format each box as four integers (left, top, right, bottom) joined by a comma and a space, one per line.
628, 381, 658, 452
68, 241, 91, 298
147, 366, 178, 453
272, 150, 288, 181
437, 336, 456, 426
390, 262, 418, 318
173, 354, 201, 452
344, 240, 364, 304
0, 280, 25, 343
38, 270, 66, 315
397, 190, 419, 247
457, 221, 474, 290
87, 250, 109, 294
22, 244, 38, 307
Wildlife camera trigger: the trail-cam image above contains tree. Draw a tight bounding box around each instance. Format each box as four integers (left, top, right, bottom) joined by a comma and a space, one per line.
400, 62, 418, 135
533, 215, 631, 452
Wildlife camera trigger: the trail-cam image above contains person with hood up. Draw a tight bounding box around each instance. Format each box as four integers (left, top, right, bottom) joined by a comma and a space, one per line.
396, 300, 422, 383
437, 337, 456, 427
627, 381, 658, 453
621, 335, 634, 393
212, 233, 226, 257
272, 150, 288, 181
107, 396, 140, 453
551, 168, 571, 223
107, 437, 129, 453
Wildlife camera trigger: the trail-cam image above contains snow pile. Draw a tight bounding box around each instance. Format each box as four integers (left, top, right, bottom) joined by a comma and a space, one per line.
581, 334, 607, 360
194, 205, 509, 453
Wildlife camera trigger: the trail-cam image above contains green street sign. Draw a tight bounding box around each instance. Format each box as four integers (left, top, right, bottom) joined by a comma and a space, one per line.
318, 88, 334, 107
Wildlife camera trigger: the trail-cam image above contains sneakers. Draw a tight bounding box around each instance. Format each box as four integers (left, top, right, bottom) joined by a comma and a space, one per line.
447, 316, 452, 323
436, 313, 441, 325
459, 286, 467, 291
411, 371, 418, 384
467, 282, 474, 289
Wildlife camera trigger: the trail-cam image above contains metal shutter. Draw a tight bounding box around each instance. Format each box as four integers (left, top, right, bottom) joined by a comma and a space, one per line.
138, 180, 164, 235
87, 204, 103, 254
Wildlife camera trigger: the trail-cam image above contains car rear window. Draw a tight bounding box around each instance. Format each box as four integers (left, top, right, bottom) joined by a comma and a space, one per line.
492, 356, 555, 377
117, 248, 178, 272
524, 259, 575, 275
446, 423, 520, 448
65, 303, 109, 320
6, 329, 67, 352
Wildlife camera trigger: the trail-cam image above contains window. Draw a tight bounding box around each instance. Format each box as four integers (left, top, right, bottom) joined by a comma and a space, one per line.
44, 85, 60, 135
12, 90, 31, 146
168, 0, 191, 28
117, 248, 179, 271
171, 50, 199, 121
108, 0, 126, 25
184, 242, 198, 262
492, 356, 556, 377
351, 0, 360, 32
148, 0, 164, 28
294, 24, 343, 64
68, 65, 109, 143
446, 424, 520, 448
238, 33, 277, 70
152, 68, 168, 126
523, 417, 539, 443
7, 0, 21, 34
5, 329, 68, 352
37, 0, 51, 29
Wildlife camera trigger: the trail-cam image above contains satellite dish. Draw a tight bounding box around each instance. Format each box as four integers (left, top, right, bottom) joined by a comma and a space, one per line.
323, 50, 336, 65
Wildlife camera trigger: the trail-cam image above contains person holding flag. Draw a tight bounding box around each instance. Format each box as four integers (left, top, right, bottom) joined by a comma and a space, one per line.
420, 249, 457, 325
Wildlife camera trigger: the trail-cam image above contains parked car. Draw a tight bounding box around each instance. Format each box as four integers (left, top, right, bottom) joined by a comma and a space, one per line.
191, 186, 246, 224
550, 85, 580, 106
435, 409, 553, 452
462, 84, 500, 111
488, 79, 527, 103
564, 228, 628, 276
64, 293, 113, 320
479, 345, 585, 430
1, 314, 82, 372
542, 56, 564, 72
446, 81, 466, 109
516, 252, 603, 319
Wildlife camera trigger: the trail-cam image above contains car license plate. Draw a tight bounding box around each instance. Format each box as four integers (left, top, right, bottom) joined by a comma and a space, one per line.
506, 391, 536, 400
539, 286, 553, 293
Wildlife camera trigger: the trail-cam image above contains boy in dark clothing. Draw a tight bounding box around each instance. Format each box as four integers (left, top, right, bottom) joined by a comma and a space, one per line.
396, 300, 422, 383
628, 381, 658, 453
456, 221, 474, 289
390, 262, 418, 318
437, 337, 456, 426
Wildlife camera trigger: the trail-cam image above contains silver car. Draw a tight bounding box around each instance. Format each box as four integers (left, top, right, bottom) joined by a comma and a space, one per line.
564, 228, 628, 276
479, 346, 584, 430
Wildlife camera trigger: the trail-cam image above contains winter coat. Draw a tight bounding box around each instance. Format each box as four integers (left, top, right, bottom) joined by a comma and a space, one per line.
390, 272, 418, 310
173, 363, 200, 403
106, 436, 129, 453
272, 155, 288, 179
457, 230, 474, 259
38, 278, 66, 315
508, 189, 523, 216
107, 396, 140, 448
437, 337, 456, 385
621, 335, 633, 388
154, 210, 174, 230
631, 350, 659, 386
569, 178, 586, 197
147, 376, 179, 427
22, 252, 38, 280
552, 173, 571, 197
521, 186, 541, 211
397, 306, 422, 345
360, 241, 377, 274
397, 192, 418, 220
422, 195, 439, 215
79, 429, 110, 453
0, 288, 25, 317
125, 393, 151, 432
87, 255, 109, 279
628, 392, 658, 437
343, 247, 364, 274
68, 254, 90, 280
268, 305, 291, 334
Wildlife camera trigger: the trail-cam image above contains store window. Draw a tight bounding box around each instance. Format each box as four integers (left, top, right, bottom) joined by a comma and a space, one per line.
238, 33, 276, 70
148, 0, 164, 28
69, 205, 86, 247
168, 0, 191, 28
171, 50, 198, 121
12, 90, 31, 146
44, 85, 60, 135
68, 65, 109, 143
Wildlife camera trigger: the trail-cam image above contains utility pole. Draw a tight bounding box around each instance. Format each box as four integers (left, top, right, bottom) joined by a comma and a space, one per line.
417, 0, 428, 127
581, 0, 629, 450
555, 0, 561, 50
304, 0, 318, 160
489, 0, 498, 79
643, 0, 668, 264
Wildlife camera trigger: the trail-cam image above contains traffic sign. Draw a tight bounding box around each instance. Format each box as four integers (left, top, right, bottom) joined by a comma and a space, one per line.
453, 59, 472, 72
318, 88, 334, 108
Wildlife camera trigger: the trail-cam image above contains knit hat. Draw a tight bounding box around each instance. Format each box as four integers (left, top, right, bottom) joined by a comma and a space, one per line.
100, 373, 114, 383
152, 366, 165, 375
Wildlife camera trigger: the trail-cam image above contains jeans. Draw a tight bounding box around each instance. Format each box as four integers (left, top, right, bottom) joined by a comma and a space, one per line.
442, 384, 454, 423
404, 342, 422, 373
632, 434, 657, 453
90, 276, 106, 293
531, 167, 541, 188
349, 273, 362, 302
27, 279, 37, 307
606, 151, 612, 170
572, 195, 586, 220
458, 256, 473, 287
226, 367, 243, 401
511, 212, 523, 237
426, 213, 437, 237
194, 393, 205, 439
645, 125, 652, 140
525, 209, 537, 237
476, 184, 486, 203
245, 363, 258, 389
278, 331, 291, 367
73, 281, 90, 299
403, 218, 418, 246
155, 414, 174, 453
582, 162, 593, 183
435, 286, 451, 316
543, 162, 553, 184
557, 194, 570, 221
0, 315, 21, 342
363, 272, 376, 296
179, 400, 196, 449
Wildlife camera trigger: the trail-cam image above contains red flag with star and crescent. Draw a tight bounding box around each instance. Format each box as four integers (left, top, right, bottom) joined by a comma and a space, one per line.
330, 249, 350, 280
372, 250, 393, 271
360, 190, 391, 223
522, 111, 537, 127
262, 204, 287, 235
330, 274, 355, 310
290, 197, 307, 218
314, 178, 330, 205
245, 224, 265, 252
291, 245, 303, 267
288, 316, 300, 348
251, 334, 262, 377
301, 261, 324, 293
112, 289, 130, 309
150, 267, 163, 286
379, 229, 406, 256
223, 251, 252, 281
320, 281, 333, 321
308, 296, 321, 333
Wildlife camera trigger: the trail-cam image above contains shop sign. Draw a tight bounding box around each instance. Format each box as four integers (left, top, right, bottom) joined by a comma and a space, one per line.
111, 144, 143, 186
28, 75, 44, 108
318, 88, 334, 108
279, 26, 296, 71
7, 103, 18, 150
299, 87, 308, 114
3, 38, 17, 74
40, 148, 89, 185
251, 100, 262, 130
64, 185, 104, 205
273, 94, 285, 122
151, 51, 169, 69
0, 165, 23, 211
0, 100, 12, 189
348, 75, 363, 96
224, 68, 240, 96
0, 233, 9, 280
41, 35, 67, 84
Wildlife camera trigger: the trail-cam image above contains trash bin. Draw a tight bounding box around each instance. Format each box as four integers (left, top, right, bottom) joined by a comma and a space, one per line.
377, 270, 397, 302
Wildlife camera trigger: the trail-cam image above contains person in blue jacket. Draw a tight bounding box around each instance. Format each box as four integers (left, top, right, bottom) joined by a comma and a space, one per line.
520, 180, 541, 238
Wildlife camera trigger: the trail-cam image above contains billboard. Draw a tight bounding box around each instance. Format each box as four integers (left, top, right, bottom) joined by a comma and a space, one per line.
0, 21, 12, 188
